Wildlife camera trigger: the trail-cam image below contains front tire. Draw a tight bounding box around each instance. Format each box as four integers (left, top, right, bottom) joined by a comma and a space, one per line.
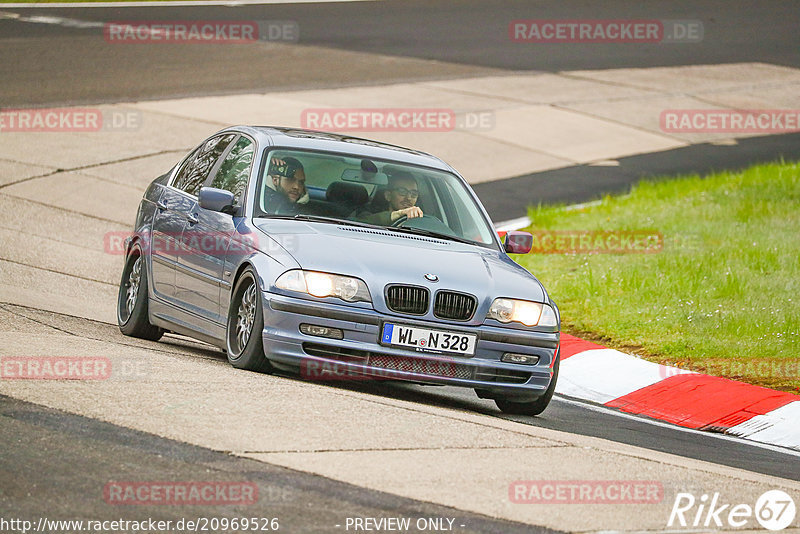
495, 349, 560, 416
226, 269, 273, 373
117, 246, 164, 341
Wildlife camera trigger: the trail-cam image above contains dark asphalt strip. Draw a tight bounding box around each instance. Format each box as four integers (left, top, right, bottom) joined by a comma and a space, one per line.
0, 394, 562, 534
474, 132, 800, 222
2, 303, 798, 482
3, 0, 799, 72
2, 0, 799, 106
312, 382, 800, 482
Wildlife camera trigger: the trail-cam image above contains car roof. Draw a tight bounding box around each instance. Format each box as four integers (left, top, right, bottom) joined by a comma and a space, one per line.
224, 126, 455, 173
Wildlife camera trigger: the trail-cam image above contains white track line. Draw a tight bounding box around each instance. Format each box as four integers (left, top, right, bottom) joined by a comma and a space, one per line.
554, 395, 800, 459
494, 216, 531, 233
0, 11, 103, 27
0, 0, 374, 7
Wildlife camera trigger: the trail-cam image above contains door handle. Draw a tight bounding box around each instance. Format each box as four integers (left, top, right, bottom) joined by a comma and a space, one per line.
156, 199, 168, 210
186, 213, 199, 225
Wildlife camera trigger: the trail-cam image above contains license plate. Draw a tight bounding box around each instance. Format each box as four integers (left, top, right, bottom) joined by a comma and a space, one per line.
380, 323, 477, 356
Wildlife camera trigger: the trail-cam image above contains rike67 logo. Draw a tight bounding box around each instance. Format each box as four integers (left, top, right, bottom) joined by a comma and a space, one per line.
668, 490, 796, 531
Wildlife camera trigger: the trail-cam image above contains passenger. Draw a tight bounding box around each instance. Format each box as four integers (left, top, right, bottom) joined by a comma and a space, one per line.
264, 157, 309, 214
358, 171, 422, 225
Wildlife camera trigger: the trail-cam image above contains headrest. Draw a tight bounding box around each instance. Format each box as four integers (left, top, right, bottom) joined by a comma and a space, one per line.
368, 185, 390, 213
326, 181, 369, 207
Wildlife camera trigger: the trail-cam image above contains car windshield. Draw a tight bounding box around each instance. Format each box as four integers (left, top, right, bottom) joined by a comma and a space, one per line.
254, 149, 497, 246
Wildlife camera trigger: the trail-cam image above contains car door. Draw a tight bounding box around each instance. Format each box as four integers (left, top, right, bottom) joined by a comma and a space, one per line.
171, 133, 239, 322
149, 148, 198, 303
176, 135, 256, 324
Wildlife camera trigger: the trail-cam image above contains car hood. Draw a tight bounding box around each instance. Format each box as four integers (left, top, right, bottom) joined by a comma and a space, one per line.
254, 220, 546, 305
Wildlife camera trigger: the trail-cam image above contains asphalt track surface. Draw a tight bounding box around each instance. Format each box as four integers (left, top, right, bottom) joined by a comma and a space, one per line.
1, 1, 800, 530
3, 303, 799, 486
2, 1, 800, 221
1, 0, 800, 106
0, 394, 560, 534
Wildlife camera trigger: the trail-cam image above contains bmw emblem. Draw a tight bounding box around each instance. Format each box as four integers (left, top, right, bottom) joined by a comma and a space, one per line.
424, 273, 439, 282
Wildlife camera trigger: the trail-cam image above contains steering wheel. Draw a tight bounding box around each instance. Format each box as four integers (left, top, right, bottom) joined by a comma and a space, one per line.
390, 214, 438, 227
391, 215, 409, 227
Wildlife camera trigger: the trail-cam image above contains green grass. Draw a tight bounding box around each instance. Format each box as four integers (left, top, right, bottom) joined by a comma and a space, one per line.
514, 161, 800, 393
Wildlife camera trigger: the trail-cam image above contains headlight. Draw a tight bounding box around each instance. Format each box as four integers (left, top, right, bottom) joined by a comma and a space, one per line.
487, 298, 558, 327
275, 270, 371, 303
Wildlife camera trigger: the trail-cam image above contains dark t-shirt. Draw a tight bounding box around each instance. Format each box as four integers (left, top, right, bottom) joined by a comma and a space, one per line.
263, 187, 301, 216
357, 210, 393, 226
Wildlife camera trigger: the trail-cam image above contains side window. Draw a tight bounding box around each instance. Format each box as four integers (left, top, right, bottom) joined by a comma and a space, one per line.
171, 148, 199, 191
173, 134, 236, 196
209, 136, 254, 204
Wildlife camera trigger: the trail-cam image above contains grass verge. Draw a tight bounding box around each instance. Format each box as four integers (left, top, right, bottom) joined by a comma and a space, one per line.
514, 161, 799, 393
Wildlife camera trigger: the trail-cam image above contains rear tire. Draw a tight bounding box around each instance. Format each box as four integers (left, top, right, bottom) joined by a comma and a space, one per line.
495, 349, 559, 416
117, 246, 164, 341
226, 269, 273, 373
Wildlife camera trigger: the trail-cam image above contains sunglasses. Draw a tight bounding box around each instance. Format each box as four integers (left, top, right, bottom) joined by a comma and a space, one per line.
392, 187, 419, 198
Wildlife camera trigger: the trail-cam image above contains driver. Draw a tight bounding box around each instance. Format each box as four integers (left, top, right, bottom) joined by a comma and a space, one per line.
264, 156, 310, 214
359, 171, 422, 225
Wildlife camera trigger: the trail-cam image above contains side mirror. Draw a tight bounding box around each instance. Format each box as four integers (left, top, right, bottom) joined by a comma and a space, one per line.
504, 231, 533, 254
198, 187, 236, 214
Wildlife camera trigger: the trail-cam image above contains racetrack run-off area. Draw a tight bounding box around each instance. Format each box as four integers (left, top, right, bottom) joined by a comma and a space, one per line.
1, 1, 799, 532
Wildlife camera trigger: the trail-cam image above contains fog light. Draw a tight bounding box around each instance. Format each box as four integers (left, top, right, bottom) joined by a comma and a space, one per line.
502, 353, 540, 365
300, 324, 344, 340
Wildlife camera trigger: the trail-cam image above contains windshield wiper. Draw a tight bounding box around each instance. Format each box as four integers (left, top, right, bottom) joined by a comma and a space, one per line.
258, 214, 376, 229
257, 214, 478, 244
387, 225, 475, 245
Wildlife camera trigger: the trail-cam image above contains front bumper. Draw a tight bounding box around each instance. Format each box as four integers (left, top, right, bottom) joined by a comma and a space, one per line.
261, 292, 559, 401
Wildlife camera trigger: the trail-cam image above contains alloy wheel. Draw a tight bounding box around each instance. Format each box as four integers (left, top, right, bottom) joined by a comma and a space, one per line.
235, 283, 256, 352
124, 256, 142, 320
